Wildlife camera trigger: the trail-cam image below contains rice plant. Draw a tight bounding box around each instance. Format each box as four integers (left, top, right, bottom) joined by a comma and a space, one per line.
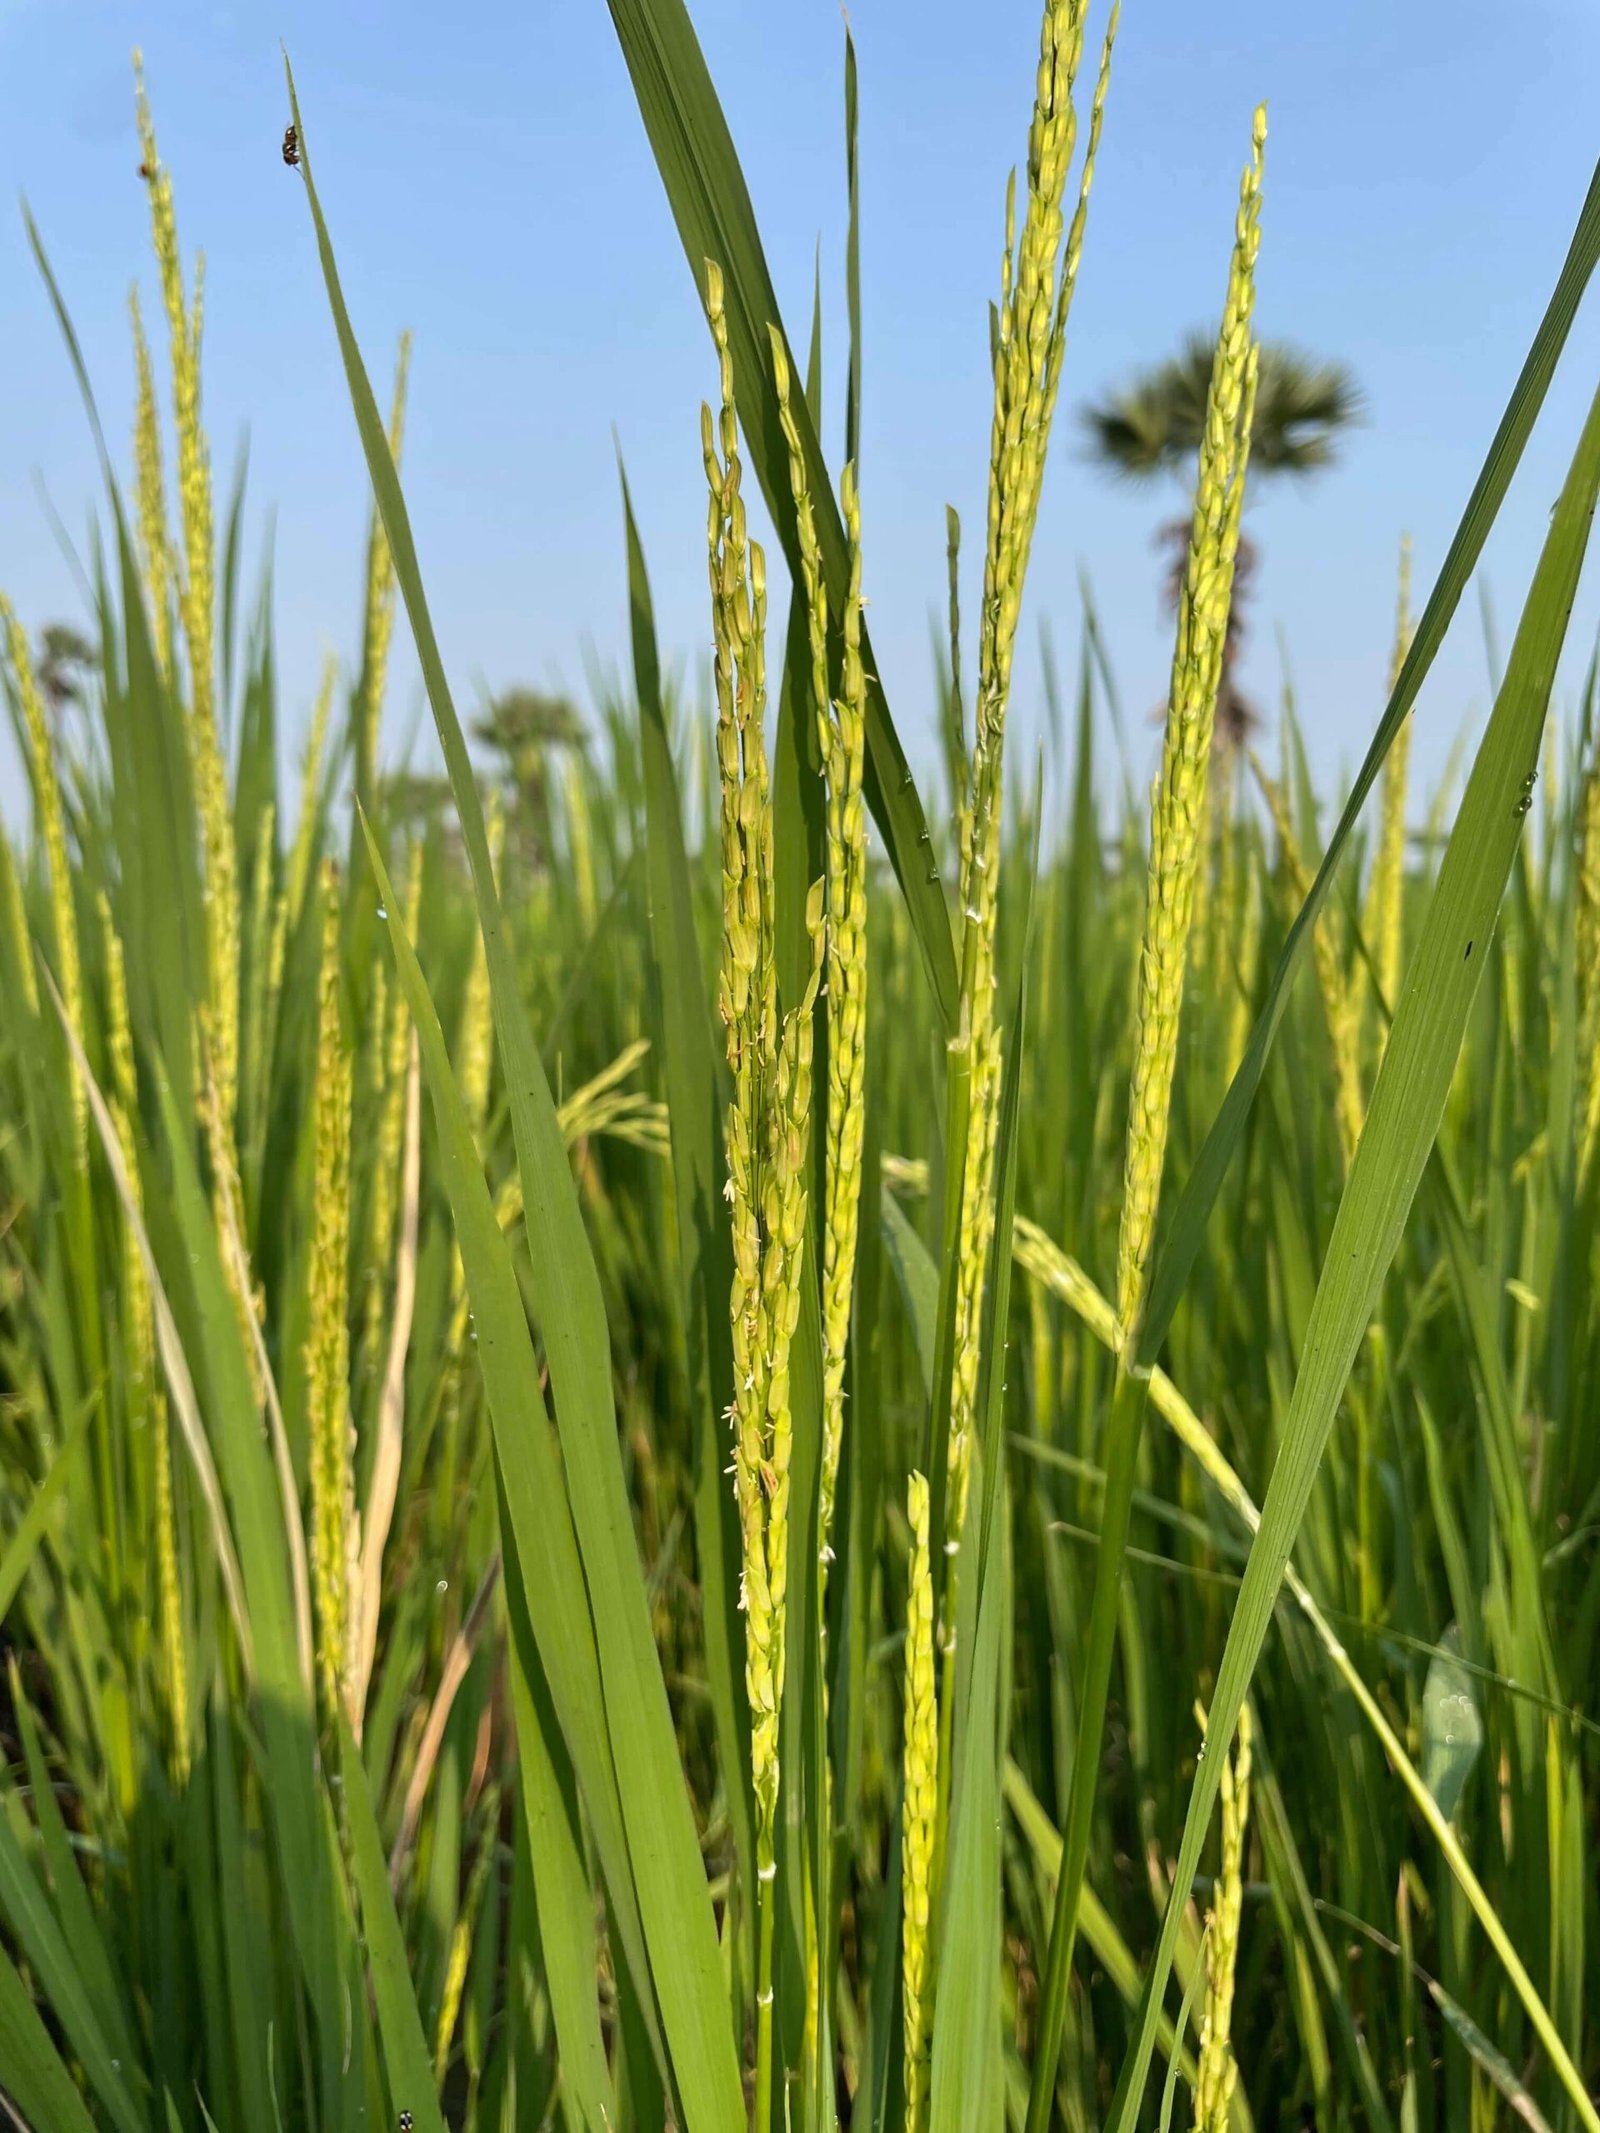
0, 4, 1598, 2130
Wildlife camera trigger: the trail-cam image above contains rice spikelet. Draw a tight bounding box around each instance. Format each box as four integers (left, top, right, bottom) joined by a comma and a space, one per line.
433, 1786, 499, 2087
130, 287, 172, 677
366, 842, 424, 1359
305, 862, 358, 1727
239, 802, 277, 1149
442, 799, 504, 1383
1367, 533, 1415, 1016
1223, 860, 1262, 1086
901, 1470, 938, 2133
1253, 751, 1365, 1170
704, 264, 824, 2053
1116, 109, 1264, 1341
947, 0, 1115, 1570
1193, 1700, 1254, 2132
135, 56, 239, 1134
771, 332, 869, 1599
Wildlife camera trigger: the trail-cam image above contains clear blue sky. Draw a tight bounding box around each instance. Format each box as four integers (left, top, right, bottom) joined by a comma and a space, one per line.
3, 0, 1600, 828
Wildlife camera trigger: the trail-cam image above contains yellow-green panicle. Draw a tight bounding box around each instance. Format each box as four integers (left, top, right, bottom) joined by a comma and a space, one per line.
305, 863, 358, 1727
704, 266, 823, 1875
947, 0, 1115, 1561
771, 331, 870, 1598
1116, 107, 1265, 1341
1367, 534, 1415, 1017
1254, 751, 1365, 1171
130, 287, 173, 678
134, 55, 239, 1134
901, 1470, 939, 2133
1194, 1701, 1254, 2132
366, 841, 424, 1358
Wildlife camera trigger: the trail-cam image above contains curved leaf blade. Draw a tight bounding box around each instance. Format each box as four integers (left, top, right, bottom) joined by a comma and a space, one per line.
288, 64, 743, 2119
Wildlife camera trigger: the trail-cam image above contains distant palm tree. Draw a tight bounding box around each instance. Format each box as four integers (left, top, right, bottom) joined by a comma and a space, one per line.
1080, 332, 1362, 747
35, 624, 96, 716
471, 686, 587, 871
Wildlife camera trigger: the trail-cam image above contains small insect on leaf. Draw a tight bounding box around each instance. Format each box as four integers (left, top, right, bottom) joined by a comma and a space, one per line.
137, 161, 155, 181
398, 2116, 413, 2133
282, 124, 299, 168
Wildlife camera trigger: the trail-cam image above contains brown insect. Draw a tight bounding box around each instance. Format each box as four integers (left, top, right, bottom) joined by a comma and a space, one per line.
137, 161, 155, 181
282, 124, 299, 168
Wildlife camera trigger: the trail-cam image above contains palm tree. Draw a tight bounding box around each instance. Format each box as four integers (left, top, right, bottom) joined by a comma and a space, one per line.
1080, 332, 1362, 747
471, 685, 587, 872
35, 624, 96, 716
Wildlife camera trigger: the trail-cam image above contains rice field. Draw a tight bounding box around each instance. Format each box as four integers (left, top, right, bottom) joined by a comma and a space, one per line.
1, 4, 1598, 2129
